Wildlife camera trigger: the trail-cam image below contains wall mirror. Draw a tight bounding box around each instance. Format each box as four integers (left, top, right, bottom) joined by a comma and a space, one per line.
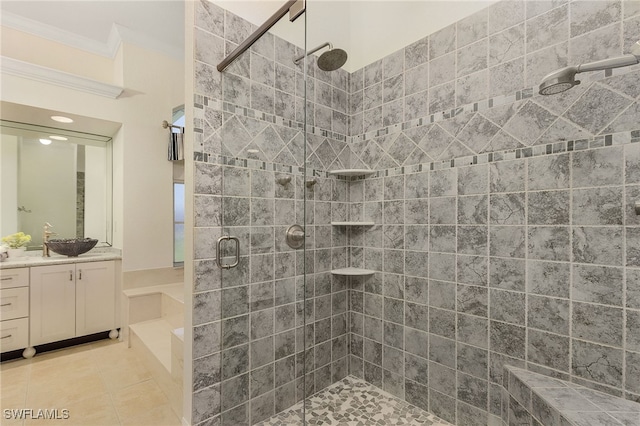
0, 103, 120, 249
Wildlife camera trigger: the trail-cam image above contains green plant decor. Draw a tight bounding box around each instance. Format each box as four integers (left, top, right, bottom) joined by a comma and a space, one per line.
1, 232, 32, 249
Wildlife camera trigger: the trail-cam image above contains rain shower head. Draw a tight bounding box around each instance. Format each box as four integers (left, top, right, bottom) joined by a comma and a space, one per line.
294, 42, 348, 71
317, 48, 348, 71
539, 40, 640, 95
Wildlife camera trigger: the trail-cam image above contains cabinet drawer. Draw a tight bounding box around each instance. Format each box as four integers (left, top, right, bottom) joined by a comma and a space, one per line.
0, 318, 29, 353
0, 287, 29, 321
0, 268, 29, 289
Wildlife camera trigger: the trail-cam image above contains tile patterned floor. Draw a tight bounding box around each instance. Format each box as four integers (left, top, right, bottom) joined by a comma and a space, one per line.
0, 339, 181, 426
257, 376, 454, 426
3, 343, 450, 426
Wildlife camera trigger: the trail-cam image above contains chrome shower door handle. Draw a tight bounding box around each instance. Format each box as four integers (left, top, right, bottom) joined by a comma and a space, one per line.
216, 235, 240, 269
227, 236, 240, 269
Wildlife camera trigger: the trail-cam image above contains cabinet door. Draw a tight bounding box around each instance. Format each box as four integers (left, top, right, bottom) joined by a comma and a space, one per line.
30, 264, 76, 346
76, 261, 115, 336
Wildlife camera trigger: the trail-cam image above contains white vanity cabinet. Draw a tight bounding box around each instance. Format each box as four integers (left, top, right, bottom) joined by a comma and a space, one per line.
30, 260, 116, 347
0, 268, 30, 353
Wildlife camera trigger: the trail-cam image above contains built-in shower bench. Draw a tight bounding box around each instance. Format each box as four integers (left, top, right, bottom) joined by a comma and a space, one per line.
502, 366, 640, 425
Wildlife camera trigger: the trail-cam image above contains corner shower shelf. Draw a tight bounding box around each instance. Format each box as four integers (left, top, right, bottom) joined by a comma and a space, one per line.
331, 267, 377, 276
328, 169, 376, 177
331, 221, 375, 226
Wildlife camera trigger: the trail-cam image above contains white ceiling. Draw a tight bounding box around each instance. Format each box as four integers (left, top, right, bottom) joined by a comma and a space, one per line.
1, 0, 496, 72
1, 1, 185, 58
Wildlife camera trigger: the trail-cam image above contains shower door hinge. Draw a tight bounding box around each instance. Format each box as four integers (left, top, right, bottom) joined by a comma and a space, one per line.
289, 0, 305, 21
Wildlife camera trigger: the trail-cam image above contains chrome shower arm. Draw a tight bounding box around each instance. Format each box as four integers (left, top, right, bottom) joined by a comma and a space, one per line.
577, 54, 639, 73
293, 42, 332, 65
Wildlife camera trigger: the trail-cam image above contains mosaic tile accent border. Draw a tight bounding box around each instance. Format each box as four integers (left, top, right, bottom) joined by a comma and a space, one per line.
381, 129, 640, 176
193, 128, 640, 181
193, 94, 348, 143
350, 64, 638, 145
193, 64, 638, 152
353, 86, 533, 145
256, 375, 453, 426
194, 69, 640, 183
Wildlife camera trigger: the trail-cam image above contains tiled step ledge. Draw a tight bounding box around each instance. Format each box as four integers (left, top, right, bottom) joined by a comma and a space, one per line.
125, 283, 185, 420
129, 318, 175, 372
502, 366, 640, 426
122, 283, 184, 370
123, 282, 184, 304
129, 319, 183, 420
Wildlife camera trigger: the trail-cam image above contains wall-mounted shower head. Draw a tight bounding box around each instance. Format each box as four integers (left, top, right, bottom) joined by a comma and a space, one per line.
317, 48, 348, 71
294, 42, 348, 71
539, 40, 640, 95
539, 66, 580, 95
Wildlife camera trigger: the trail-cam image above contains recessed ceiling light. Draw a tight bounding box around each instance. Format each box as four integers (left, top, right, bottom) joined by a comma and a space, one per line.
50, 115, 73, 123
39, 139, 52, 145
49, 135, 68, 141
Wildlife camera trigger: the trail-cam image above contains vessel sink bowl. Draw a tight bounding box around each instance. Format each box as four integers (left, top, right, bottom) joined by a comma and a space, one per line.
45, 238, 98, 257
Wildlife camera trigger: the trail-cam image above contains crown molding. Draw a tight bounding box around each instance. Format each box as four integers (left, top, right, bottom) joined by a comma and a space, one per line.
112, 24, 183, 61
1, 11, 182, 61
2, 11, 115, 57
1, 56, 124, 99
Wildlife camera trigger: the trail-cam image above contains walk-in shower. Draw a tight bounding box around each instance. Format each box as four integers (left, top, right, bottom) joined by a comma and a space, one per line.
192, 0, 640, 425
539, 40, 640, 95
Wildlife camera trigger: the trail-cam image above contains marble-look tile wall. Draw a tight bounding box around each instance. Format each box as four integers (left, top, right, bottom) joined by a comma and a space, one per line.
193, 1, 350, 171
192, 164, 351, 425
190, 1, 352, 425
347, 0, 640, 169
347, 143, 640, 424
344, 0, 640, 425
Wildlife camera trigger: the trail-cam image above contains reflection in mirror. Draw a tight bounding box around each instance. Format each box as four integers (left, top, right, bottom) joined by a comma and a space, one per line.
0, 120, 113, 249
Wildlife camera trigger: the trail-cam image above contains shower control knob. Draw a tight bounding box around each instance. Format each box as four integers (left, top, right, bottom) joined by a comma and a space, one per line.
286, 224, 307, 249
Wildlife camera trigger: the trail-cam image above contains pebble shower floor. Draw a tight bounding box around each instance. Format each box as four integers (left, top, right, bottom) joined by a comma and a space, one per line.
257, 376, 453, 425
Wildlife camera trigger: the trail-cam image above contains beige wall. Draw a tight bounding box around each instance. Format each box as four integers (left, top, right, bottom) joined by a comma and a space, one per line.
1, 26, 115, 83
0, 27, 185, 272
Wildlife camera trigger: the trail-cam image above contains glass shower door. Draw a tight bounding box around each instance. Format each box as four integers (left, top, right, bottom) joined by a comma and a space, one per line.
215, 4, 308, 424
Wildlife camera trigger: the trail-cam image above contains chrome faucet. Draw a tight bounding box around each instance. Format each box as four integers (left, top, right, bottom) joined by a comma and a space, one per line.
43, 222, 56, 257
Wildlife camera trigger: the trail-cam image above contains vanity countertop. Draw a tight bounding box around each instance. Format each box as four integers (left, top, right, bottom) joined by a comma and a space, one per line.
0, 249, 121, 269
